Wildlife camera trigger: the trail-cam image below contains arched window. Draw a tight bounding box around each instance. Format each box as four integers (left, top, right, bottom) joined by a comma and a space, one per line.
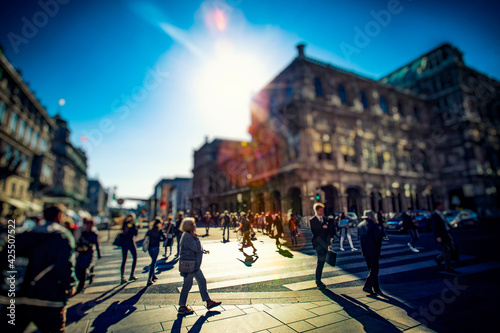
379, 96, 388, 114
338, 85, 347, 104
314, 77, 323, 96
360, 91, 368, 109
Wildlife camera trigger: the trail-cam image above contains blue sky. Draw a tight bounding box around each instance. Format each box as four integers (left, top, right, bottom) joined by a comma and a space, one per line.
1, 0, 499, 204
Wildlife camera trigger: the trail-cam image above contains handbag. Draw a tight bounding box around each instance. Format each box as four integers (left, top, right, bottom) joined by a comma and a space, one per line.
326, 249, 337, 267
112, 233, 123, 247
179, 260, 196, 273
339, 219, 349, 227
142, 234, 150, 252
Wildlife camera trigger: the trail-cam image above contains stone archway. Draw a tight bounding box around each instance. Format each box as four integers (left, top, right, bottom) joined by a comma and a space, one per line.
288, 187, 302, 216
272, 190, 281, 212
321, 185, 339, 216
346, 187, 363, 215
255, 193, 265, 213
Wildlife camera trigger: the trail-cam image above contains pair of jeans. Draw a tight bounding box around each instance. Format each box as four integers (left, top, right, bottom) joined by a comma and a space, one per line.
179, 269, 210, 306
364, 255, 380, 291
408, 229, 419, 248
121, 244, 137, 278
148, 246, 160, 281
223, 225, 230, 239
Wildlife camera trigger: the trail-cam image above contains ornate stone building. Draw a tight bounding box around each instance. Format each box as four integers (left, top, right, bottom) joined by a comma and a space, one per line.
0, 49, 57, 216
381, 43, 500, 215
192, 43, 500, 217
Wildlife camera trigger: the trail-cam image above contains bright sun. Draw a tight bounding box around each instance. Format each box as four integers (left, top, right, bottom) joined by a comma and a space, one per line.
196, 39, 268, 127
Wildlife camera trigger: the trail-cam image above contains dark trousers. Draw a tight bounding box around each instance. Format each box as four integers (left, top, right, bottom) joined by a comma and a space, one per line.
121, 245, 137, 278
148, 246, 160, 281
223, 225, 230, 239
0, 304, 66, 333
176, 234, 181, 255
408, 229, 419, 248
364, 255, 380, 291
314, 243, 327, 282
436, 239, 455, 269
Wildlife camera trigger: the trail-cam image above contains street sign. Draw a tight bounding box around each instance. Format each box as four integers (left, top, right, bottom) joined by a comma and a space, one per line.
117, 198, 124, 205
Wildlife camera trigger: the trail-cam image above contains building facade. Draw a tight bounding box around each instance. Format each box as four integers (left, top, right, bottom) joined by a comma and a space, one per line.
381, 43, 500, 215
43, 115, 88, 209
192, 43, 500, 217
153, 177, 192, 218
0, 49, 57, 217
87, 179, 109, 217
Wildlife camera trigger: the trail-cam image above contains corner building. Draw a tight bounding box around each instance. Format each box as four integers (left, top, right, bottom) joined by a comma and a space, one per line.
193, 44, 444, 217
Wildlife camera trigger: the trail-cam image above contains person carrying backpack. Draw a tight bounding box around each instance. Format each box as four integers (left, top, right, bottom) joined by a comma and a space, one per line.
0, 204, 77, 333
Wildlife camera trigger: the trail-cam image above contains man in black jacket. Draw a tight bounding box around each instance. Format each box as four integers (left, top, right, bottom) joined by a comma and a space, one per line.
432, 203, 459, 274
310, 203, 332, 290
358, 210, 382, 295
0, 204, 77, 333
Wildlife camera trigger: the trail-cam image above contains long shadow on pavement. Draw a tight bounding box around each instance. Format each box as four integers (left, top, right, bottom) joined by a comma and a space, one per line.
320, 289, 402, 332
66, 284, 128, 326
171, 310, 221, 333
88, 286, 148, 333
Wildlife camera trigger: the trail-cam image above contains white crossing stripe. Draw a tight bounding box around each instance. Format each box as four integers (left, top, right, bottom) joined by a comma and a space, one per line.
283, 255, 476, 291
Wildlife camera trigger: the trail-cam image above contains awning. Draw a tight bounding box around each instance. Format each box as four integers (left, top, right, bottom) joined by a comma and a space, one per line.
0, 194, 32, 211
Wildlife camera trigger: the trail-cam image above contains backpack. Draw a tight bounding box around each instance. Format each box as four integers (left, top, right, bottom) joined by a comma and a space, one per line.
0, 230, 58, 298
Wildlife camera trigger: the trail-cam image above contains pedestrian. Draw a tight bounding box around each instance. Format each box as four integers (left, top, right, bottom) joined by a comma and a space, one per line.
175, 211, 184, 257
203, 211, 211, 235
177, 217, 221, 315
377, 210, 389, 240
266, 212, 273, 236
274, 212, 284, 248
120, 213, 139, 284
338, 212, 358, 251
75, 218, 102, 293
237, 212, 257, 252
0, 204, 77, 333
310, 202, 332, 290
163, 215, 175, 257
289, 214, 298, 246
432, 203, 460, 274
403, 208, 420, 252
358, 210, 383, 295
222, 210, 231, 241
146, 217, 166, 286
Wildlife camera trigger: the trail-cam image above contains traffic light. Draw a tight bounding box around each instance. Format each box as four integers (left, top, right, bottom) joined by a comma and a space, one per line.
315, 189, 321, 202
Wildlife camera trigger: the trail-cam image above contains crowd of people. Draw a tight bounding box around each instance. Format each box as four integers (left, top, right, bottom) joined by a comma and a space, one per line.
0, 201, 461, 329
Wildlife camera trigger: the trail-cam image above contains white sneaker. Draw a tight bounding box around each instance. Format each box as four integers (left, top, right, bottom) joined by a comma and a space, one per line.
340, 248, 345, 251
351, 248, 358, 251
407, 243, 413, 249
412, 248, 420, 253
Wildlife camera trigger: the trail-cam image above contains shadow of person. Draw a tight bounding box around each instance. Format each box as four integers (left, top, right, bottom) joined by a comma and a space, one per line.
188, 311, 221, 333
89, 286, 148, 333
67, 284, 128, 325
155, 257, 179, 274
237, 253, 259, 267
320, 289, 401, 332
277, 248, 294, 258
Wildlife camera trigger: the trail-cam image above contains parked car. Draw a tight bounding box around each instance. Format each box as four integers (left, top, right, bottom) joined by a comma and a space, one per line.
444, 209, 478, 228
413, 210, 432, 231
386, 212, 405, 232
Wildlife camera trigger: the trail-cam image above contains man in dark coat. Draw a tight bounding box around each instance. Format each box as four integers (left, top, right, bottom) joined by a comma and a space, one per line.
432, 203, 459, 274
310, 203, 331, 289
358, 210, 382, 295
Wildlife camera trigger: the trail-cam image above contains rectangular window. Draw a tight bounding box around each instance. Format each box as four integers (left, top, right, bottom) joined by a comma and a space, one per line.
40, 138, 48, 153
31, 131, 39, 150
18, 119, 26, 139
0, 101, 5, 124
314, 77, 323, 97
4, 145, 12, 163
20, 155, 28, 173
379, 96, 388, 114
25, 126, 32, 145
360, 91, 369, 109
9, 113, 18, 133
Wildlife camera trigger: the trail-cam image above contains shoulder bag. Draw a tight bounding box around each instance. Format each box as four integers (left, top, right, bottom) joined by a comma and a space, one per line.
113, 233, 123, 247
142, 232, 150, 252
179, 260, 196, 273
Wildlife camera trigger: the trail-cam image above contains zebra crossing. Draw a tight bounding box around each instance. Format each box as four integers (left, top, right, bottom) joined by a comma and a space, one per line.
81, 228, 498, 296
